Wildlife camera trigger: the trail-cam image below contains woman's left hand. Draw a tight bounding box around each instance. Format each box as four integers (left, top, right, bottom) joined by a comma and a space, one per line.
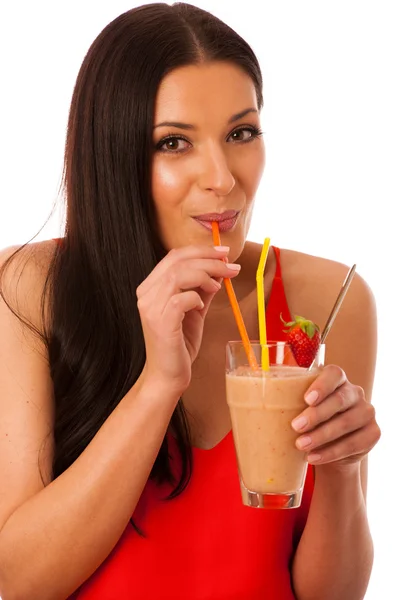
291, 364, 381, 467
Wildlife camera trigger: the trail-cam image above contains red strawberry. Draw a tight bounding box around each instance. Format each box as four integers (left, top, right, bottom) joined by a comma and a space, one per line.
281, 314, 321, 368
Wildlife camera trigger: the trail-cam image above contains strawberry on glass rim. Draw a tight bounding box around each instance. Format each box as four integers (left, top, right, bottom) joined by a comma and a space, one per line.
281, 314, 321, 368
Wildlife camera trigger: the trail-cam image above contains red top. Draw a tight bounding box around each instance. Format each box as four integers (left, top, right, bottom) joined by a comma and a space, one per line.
65, 245, 313, 599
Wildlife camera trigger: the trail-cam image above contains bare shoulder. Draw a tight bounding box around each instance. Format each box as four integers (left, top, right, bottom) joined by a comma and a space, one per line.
0, 239, 57, 335
279, 248, 375, 323
280, 248, 377, 398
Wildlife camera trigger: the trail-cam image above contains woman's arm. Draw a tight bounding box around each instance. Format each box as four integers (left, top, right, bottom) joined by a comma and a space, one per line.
292, 462, 373, 600
0, 242, 234, 600
0, 245, 172, 600
0, 245, 181, 600
0, 345, 178, 600
289, 268, 380, 599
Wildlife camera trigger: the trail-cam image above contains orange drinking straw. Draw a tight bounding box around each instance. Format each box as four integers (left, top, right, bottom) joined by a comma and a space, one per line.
211, 222, 258, 370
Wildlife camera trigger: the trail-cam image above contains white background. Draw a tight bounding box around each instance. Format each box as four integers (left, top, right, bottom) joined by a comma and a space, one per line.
1, 1, 399, 598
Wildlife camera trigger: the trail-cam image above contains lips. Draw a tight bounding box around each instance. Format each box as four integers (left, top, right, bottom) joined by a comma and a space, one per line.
193, 210, 239, 233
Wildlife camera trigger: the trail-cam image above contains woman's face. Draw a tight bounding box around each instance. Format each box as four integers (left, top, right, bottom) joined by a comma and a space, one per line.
151, 61, 265, 260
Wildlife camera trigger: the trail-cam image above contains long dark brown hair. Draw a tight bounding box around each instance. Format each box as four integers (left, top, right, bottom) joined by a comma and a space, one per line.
0, 2, 263, 532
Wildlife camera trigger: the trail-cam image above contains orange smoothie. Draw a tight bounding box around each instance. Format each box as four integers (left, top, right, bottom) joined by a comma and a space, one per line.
226, 366, 320, 495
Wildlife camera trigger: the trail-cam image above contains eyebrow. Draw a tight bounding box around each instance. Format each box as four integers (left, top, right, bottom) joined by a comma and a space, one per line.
154, 107, 258, 130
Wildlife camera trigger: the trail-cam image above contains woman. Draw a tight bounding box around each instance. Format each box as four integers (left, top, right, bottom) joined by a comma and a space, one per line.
0, 3, 380, 599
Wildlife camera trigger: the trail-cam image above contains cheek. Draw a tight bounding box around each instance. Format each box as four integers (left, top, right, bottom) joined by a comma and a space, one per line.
248, 144, 266, 190
152, 158, 190, 213
235, 143, 266, 201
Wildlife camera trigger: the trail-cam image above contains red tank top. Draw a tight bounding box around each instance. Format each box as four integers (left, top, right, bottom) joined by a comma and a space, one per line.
63, 245, 314, 599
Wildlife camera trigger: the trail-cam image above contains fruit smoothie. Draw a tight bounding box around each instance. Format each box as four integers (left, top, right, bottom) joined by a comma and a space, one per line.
226, 365, 320, 496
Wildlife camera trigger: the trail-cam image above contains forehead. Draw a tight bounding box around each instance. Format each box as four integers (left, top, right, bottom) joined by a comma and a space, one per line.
154, 62, 258, 123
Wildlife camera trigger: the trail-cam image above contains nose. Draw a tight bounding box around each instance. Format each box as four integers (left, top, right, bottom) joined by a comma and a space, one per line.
197, 143, 235, 197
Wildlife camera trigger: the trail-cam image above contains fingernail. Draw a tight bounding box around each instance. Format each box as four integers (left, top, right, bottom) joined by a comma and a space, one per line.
214, 246, 230, 252
305, 390, 319, 405
297, 436, 312, 449
226, 263, 241, 271
292, 416, 308, 431
307, 453, 321, 463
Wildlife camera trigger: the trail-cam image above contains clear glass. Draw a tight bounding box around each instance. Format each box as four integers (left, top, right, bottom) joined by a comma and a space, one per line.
226, 341, 325, 509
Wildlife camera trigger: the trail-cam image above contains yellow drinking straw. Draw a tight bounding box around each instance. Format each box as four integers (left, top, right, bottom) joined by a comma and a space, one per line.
256, 238, 271, 370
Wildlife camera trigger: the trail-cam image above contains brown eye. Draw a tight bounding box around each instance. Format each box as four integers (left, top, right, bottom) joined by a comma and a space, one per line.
231, 130, 247, 141
165, 139, 180, 150
157, 136, 191, 153
228, 127, 263, 143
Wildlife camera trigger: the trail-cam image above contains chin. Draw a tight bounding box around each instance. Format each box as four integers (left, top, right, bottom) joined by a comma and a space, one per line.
219, 227, 247, 256
217, 235, 245, 263
230, 242, 247, 263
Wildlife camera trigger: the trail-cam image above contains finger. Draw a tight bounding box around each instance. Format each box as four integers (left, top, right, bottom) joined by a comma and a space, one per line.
304, 364, 348, 406
292, 382, 363, 433
140, 264, 226, 313
197, 280, 226, 317
143, 272, 223, 325
162, 290, 205, 331
137, 246, 230, 297
196, 288, 218, 316
138, 258, 239, 305
295, 403, 376, 452
306, 420, 381, 464
140, 261, 240, 317
160, 268, 225, 295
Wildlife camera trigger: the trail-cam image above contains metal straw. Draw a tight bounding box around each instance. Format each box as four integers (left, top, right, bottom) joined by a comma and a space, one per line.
309, 264, 357, 370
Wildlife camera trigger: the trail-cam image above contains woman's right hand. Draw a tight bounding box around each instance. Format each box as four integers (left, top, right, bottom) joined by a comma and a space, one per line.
137, 245, 240, 396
